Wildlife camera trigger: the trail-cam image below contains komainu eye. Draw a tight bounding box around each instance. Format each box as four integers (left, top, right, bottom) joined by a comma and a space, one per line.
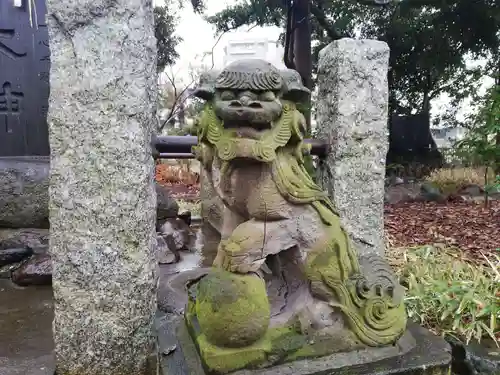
220, 91, 236, 101
259, 91, 276, 101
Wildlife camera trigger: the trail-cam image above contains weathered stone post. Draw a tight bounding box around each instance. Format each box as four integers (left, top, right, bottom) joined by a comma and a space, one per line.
316, 39, 390, 257
46, 1, 158, 374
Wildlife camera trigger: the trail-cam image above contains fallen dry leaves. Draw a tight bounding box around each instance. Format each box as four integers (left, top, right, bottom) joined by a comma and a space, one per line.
155, 166, 500, 259
385, 200, 500, 259
155, 164, 200, 201
160, 183, 200, 201
155, 163, 199, 185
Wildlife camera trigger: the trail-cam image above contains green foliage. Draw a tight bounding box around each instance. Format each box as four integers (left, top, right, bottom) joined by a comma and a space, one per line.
485, 174, 500, 195
154, 3, 182, 73
455, 85, 500, 177
401, 246, 499, 345
203, 0, 500, 116
165, 125, 197, 136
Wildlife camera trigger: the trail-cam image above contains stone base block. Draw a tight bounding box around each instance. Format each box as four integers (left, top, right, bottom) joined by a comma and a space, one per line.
156, 311, 452, 375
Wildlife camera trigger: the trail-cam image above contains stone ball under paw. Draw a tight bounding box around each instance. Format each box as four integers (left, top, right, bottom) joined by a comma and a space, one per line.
195, 269, 270, 348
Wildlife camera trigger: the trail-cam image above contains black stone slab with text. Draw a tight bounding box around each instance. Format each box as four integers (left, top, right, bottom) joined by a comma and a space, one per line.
0, 0, 50, 156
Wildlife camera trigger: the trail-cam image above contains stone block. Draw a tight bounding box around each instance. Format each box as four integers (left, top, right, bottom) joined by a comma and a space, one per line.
0, 157, 50, 229
0, 156, 176, 233
45, 0, 159, 373
316, 39, 390, 257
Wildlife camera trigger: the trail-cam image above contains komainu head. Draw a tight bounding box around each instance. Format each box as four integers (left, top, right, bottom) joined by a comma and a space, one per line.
193, 60, 310, 135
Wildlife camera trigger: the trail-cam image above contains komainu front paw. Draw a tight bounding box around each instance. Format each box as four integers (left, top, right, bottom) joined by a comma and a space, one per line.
213, 238, 266, 274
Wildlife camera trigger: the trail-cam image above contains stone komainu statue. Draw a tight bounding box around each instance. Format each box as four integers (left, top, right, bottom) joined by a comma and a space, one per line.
187, 59, 407, 374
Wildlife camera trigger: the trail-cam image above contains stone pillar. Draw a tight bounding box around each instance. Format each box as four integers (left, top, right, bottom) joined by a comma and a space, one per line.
46, 1, 158, 374
316, 39, 389, 257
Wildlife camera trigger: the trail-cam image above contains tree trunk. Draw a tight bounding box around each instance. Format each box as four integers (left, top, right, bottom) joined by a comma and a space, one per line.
179, 101, 185, 128
292, 0, 312, 134
494, 59, 500, 176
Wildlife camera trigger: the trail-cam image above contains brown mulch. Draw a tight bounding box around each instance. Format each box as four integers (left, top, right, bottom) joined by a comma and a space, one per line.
385, 200, 500, 259
161, 182, 200, 201
155, 164, 200, 201
156, 171, 500, 259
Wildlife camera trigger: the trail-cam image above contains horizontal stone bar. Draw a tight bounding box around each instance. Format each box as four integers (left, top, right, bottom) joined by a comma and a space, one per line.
153, 136, 329, 158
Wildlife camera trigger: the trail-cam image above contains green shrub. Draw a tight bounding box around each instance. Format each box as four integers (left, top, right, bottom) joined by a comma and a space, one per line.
424, 167, 496, 195
398, 246, 499, 345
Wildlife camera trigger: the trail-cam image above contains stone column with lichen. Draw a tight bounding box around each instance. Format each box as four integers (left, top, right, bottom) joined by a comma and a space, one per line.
316, 39, 390, 257
46, 1, 158, 374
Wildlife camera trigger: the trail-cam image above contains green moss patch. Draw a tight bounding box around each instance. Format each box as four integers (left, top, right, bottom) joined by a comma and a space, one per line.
186, 310, 367, 375
194, 269, 271, 348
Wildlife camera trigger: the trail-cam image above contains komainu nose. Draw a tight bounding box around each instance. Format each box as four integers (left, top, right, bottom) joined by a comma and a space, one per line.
239, 96, 250, 106
248, 102, 263, 109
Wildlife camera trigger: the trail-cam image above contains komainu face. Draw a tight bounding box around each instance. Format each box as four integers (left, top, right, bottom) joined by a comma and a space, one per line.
211, 59, 285, 136
213, 89, 282, 131
192, 60, 312, 161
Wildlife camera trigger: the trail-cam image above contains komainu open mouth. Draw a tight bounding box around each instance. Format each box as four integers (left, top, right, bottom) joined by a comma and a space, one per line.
223, 119, 272, 131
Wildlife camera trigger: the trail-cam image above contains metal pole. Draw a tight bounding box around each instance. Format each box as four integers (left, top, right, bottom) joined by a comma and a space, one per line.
152, 136, 329, 159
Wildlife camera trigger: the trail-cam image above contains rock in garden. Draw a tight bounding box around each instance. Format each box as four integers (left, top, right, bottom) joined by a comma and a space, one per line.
420, 182, 447, 202
0, 157, 50, 229
385, 183, 421, 204
0, 228, 49, 250
447, 337, 500, 375
11, 253, 52, 286
385, 176, 405, 186
0, 246, 33, 267
157, 216, 196, 264
458, 184, 484, 197
157, 182, 179, 224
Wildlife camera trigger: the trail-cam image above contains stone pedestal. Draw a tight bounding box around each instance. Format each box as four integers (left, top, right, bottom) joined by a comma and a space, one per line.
316, 38, 390, 257
46, 0, 158, 374
156, 312, 452, 375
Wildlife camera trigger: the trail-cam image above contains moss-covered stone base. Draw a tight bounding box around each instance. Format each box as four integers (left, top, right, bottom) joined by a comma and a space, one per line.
186, 296, 370, 374
160, 311, 451, 375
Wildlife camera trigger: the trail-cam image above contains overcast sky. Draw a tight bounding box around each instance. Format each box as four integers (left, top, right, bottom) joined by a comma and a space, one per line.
154, 0, 282, 85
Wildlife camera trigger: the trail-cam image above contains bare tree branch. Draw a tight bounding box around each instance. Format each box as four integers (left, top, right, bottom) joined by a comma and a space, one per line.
310, 2, 343, 41
159, 67, 196, 132
157, 22, 257, 133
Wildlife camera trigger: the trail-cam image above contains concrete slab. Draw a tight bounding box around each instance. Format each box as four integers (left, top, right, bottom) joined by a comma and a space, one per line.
0, 280, 55, 375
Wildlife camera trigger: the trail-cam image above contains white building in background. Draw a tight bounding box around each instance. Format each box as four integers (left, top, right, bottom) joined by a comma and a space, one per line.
223, 38, 286, 69
431, 126, 467, 148
188, 36, 286, 72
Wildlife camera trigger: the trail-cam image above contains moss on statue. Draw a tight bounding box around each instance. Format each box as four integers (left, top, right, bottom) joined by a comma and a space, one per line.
194, 98, 408, 349
187, 316, 369, 374
194, 269, 270, 348
189, 323, 307, 373
188, 61, 409, 374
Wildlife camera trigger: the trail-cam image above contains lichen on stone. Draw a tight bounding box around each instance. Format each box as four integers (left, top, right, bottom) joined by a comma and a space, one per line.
195, 269, 270, 348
